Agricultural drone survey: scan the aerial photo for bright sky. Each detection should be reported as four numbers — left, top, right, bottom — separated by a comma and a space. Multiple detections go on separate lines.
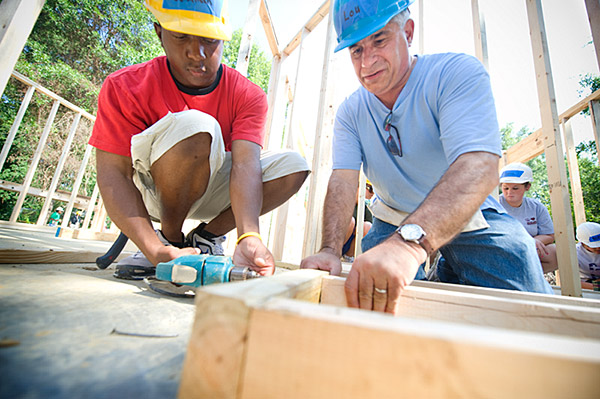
229, 0, 599, 146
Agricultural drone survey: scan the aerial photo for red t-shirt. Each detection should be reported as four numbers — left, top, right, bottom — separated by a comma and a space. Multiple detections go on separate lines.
89, 56, 267, 156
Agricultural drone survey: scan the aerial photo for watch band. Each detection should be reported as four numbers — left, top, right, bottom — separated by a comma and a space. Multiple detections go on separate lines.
398, 224, 435, 256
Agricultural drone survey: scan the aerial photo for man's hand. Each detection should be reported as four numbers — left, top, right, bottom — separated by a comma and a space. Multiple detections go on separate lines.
300, 248, 343, 276
345, 235, 427, 315
232, 236, 275, 276
534, 238, 549, 257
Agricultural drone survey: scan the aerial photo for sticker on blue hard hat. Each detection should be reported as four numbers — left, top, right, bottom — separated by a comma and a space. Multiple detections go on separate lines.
500, 170, 524, 179
162, 0, 222, 17
590, 233, 600, 243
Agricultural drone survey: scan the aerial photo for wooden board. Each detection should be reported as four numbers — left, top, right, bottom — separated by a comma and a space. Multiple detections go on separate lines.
320, 276, 600, 339
179, 270, 600, 399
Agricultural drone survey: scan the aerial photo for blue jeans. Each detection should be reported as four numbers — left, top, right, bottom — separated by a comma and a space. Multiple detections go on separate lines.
361, 209, 553, 294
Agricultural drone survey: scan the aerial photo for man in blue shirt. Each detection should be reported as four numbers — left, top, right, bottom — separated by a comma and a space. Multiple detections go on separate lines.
301, 0, 552, 315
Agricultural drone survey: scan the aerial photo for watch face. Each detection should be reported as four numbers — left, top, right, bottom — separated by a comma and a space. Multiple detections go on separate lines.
401, 224, 425, 241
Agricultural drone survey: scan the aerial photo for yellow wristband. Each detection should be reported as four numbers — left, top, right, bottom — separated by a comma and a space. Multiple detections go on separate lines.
236, 232, 262, 245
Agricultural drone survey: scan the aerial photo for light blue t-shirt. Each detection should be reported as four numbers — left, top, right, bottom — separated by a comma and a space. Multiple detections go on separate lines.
499, 195, 554, 237
333, 53, 502, 214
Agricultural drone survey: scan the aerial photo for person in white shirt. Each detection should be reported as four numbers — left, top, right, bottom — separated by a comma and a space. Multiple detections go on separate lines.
576, 222, 600, 290
498, 163, 557, 273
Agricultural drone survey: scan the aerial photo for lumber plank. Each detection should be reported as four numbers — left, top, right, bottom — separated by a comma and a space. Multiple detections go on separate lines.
320, 275, 600, 339
412, 279, 600, 308
240, 297, 600, 399
178, 270, 326, 399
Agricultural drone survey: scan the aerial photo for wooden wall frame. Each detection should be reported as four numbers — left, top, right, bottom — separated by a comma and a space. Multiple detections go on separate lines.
179, 270, 600, 399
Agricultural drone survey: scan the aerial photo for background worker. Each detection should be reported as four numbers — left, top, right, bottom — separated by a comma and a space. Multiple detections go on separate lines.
48, 206, 63, 227
301, 0, 552, 315
576, 222, 600, 290
89, 0, 309, 276
499, 163, 557, 273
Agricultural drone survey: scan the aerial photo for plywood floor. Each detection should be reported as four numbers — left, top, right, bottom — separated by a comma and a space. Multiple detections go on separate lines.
0, 224, 195, 398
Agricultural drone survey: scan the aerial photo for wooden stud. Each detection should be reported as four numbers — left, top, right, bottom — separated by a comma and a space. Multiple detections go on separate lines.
0, 0, 45, 96
561, 119, 586, 227
0, 85, 35, 172
525, 0, 580, 297
10, 100, 60, 223
301, 9, 336, 258
60, 144, 94, 229
259, 0, 279, 57
37, 112, 82, 226
590, 100, 600, 166
320, 275, 600, 339
282, 0, 330, 57
235, 0, 260, 77
471, 0, 489, 70
584, 0, 600, 72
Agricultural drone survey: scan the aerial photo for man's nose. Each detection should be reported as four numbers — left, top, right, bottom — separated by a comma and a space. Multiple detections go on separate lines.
188, 39, 206, 60
361, 46, 377, 69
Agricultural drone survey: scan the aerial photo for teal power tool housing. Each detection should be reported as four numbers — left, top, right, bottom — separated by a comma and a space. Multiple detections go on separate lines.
156, 254, 260, 287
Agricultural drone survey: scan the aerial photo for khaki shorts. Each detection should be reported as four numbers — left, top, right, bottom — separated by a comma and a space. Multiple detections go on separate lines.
130, 110, 310, 222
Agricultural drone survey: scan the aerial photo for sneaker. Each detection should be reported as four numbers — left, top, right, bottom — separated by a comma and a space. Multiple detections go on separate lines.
186, 223, 226, 255
114, 230, 171, 279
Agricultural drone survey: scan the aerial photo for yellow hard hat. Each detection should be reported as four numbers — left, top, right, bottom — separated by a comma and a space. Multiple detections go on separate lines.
145, 0, 232, 41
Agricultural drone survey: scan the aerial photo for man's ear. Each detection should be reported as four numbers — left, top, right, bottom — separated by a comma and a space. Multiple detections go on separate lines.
404, 18, 415, 46
154, 22, 163, 41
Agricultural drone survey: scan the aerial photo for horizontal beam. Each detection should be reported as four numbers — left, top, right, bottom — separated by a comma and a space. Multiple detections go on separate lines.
0, 179, 92, 209
259, 0, 279, 57
282, 0, 330, 56
504, 88, 600, 164
10, 71, 96, 121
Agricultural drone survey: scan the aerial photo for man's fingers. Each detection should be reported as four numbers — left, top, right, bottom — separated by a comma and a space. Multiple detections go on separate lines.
344, 269, 360, 308
372, 280, 388, 313
386, 283, 403, 315
358, 272, 374, 310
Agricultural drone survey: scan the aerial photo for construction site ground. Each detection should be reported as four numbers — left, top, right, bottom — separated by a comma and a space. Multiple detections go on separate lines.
0, 224, 195, 399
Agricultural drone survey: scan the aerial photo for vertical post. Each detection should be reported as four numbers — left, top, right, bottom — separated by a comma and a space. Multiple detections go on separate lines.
60, 144, 94, 229
81, 184, 99, 230
0, 85, 35, 172
271, 79, 293, 261
561, 119, 586, 227
263, 55, 282, 148
235, 0, 260, 77
589, 100, 600, 166
302, 9, 336, 258
354, 170, 367, 257
0, 0, 45, 96
471, 0, 489, 70
584, 0, 600, 72
525, 0, 580, 297
10, 99, 60, 223
37, 112, 81, 225
418, 0, 424, 54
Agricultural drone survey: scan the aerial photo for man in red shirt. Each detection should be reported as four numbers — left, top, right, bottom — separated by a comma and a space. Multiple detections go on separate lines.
90, 0, 309, 276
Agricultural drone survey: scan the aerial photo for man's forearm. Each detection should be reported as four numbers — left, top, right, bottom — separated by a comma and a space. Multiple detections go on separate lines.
96, 150, 158, 254
402, 151, 499, 252
320, 169, 360, 255
230, 160, 262, 234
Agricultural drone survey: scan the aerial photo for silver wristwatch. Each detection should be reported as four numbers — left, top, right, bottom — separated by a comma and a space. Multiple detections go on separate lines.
396, 224, 433, 256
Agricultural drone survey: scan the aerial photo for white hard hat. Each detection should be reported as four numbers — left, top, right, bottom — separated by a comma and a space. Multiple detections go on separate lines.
577, 222, 600, 248
57, 206, 64, 212
499, 163, 533, 184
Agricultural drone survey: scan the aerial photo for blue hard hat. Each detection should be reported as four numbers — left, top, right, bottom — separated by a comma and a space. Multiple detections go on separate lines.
333, 0, 415, 52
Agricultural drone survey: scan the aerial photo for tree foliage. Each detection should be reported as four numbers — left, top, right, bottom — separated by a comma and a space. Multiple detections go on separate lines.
0, 0, 271, 223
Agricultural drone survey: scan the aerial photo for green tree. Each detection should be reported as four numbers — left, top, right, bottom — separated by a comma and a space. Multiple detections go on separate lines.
222, 29, 272, 92
575, 141, 600, 223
